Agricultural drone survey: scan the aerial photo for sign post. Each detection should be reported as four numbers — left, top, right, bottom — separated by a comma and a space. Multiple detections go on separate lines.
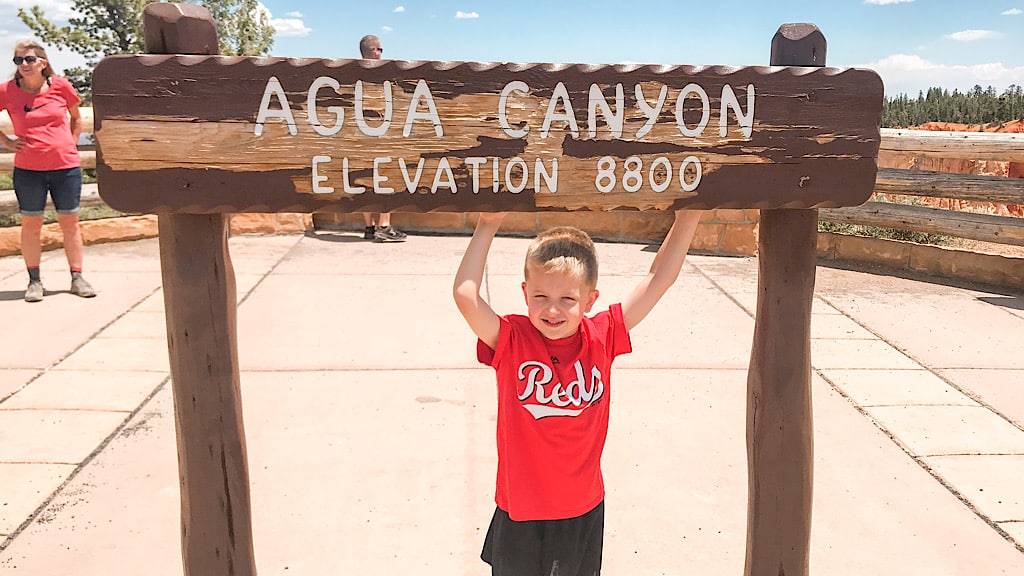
743, 24, 827, 576
139, 4, 256, 576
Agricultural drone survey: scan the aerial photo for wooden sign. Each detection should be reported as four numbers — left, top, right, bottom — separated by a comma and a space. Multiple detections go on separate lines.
92, 56, 883, 213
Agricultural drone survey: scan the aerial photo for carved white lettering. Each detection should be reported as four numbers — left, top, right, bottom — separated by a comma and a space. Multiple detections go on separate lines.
676, 83, 710, 138
541, 82, 579, 139
307, 76, 343, 136
312, 155, 334, 193
499, 81, 530, 139
720, 84, 755, 138
342, 157, 365, 194
254, 76, 296, 136
398, 158, 425, 192
354, 80, 392, 137
431, 157, 457, 193
588, 83, 624, 139
404, 80, 444, 137
635, 84, 667, 139
373, 157, 395, 194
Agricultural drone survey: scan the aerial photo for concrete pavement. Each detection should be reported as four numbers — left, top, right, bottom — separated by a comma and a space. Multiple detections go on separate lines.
0, 229, 1022, 575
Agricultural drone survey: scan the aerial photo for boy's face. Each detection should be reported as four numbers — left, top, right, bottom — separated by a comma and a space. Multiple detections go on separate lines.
522, 266, 599, 340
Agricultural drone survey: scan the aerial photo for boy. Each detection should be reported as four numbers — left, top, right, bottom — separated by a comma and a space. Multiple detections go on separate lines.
453, 210, 702, 576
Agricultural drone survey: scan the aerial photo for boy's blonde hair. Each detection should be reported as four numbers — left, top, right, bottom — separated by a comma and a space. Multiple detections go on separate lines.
524, 226, 598, 288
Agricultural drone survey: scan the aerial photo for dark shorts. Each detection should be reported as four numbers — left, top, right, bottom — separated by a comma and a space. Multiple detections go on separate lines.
13, 166, 83, 216
481, 502, 604, 576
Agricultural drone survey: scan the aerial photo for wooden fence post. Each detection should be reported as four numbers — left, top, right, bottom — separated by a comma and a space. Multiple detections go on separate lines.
744, 23, 824, 576
143, 4, 257, 575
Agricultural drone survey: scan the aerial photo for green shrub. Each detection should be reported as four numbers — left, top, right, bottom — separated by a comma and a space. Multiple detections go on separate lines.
0, 205, 127, 228
818, 220, 951, 246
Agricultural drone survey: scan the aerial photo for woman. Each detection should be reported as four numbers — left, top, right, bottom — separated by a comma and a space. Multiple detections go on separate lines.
0, 40, 94, 302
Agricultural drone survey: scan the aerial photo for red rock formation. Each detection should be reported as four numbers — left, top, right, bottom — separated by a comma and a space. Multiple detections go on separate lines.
879, 119, 1023, 216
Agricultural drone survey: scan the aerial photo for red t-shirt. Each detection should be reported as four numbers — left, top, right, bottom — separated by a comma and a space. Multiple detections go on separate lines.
477, 303, 632, 521
0, 76, 81, 170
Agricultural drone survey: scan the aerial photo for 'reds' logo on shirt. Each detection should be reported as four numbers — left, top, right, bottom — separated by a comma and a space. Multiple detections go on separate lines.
516, 360, 605, 419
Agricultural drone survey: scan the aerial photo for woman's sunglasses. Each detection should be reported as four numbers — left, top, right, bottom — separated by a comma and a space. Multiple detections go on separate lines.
13, 56, 41, 65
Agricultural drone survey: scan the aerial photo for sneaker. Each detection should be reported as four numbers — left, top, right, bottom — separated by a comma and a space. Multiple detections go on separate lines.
70, 276, 97, 298
374, 225, 407, 242
363, 225, 376, 240
24, 280, 44, 303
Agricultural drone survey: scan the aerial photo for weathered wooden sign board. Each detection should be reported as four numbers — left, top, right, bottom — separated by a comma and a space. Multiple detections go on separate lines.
92, 57, 883, 213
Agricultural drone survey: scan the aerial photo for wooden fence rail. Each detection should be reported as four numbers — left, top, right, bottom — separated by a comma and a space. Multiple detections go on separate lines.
820, 128, 1024, 249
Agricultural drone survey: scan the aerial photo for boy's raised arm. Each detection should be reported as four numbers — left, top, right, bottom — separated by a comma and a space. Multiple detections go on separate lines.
453, 213, 506, 350
621, 210, 703, 330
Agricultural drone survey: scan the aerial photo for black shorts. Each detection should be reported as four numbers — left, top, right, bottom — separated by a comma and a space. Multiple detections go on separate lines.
481, 502, 604, 576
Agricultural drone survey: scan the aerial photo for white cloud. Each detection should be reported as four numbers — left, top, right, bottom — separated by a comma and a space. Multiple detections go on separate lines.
394, 6, 405, 13
945, 29, 999, 42
0, 0, 77, 21
1002, 8, 1022, 16
455, 11, 480, 19
271, 18, 312, 38
0, 0, 84, 78
259, 1, 310, 38
862, 53, 1024, 96
864, 0, 914, 5
382, 26, 393, 33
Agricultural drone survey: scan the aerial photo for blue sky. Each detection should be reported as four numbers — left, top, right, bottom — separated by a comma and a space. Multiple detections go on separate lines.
1, 0, 1022, 98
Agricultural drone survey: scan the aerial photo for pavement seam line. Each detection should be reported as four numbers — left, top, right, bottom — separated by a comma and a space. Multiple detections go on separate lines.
234, 234, 305, 308
0, 375, 171, 554
0, 284, 163, 405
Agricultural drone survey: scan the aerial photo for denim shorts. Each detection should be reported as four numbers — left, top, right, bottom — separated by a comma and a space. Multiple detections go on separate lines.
13, 166, 83, 216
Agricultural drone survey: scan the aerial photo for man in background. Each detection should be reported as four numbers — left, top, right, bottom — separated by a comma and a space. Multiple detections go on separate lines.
358, 34, 407, 242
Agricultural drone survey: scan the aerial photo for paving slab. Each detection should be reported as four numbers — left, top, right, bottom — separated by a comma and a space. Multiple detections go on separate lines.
0, 463, 76, 535
237, 274, 478, 370
94, 310, 166, 340
865, 405, 1024, 456
818, 288, 1024, 370
55, 337, 171, 373
811, 338, 922, 370
937, 368, 1024, 428
132, 291, 165, 313
1004, 522, 1024, 545
920, 454, 1024, 523
0, 369, 37, 401
821, 368, 979, 407
810, 312, 878, 339
1, 370, 166, 412
0, 409, 128, 464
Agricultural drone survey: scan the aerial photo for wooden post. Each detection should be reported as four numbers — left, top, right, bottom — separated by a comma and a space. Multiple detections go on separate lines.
744, 24, 824, 576
144, 4, 257, 575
